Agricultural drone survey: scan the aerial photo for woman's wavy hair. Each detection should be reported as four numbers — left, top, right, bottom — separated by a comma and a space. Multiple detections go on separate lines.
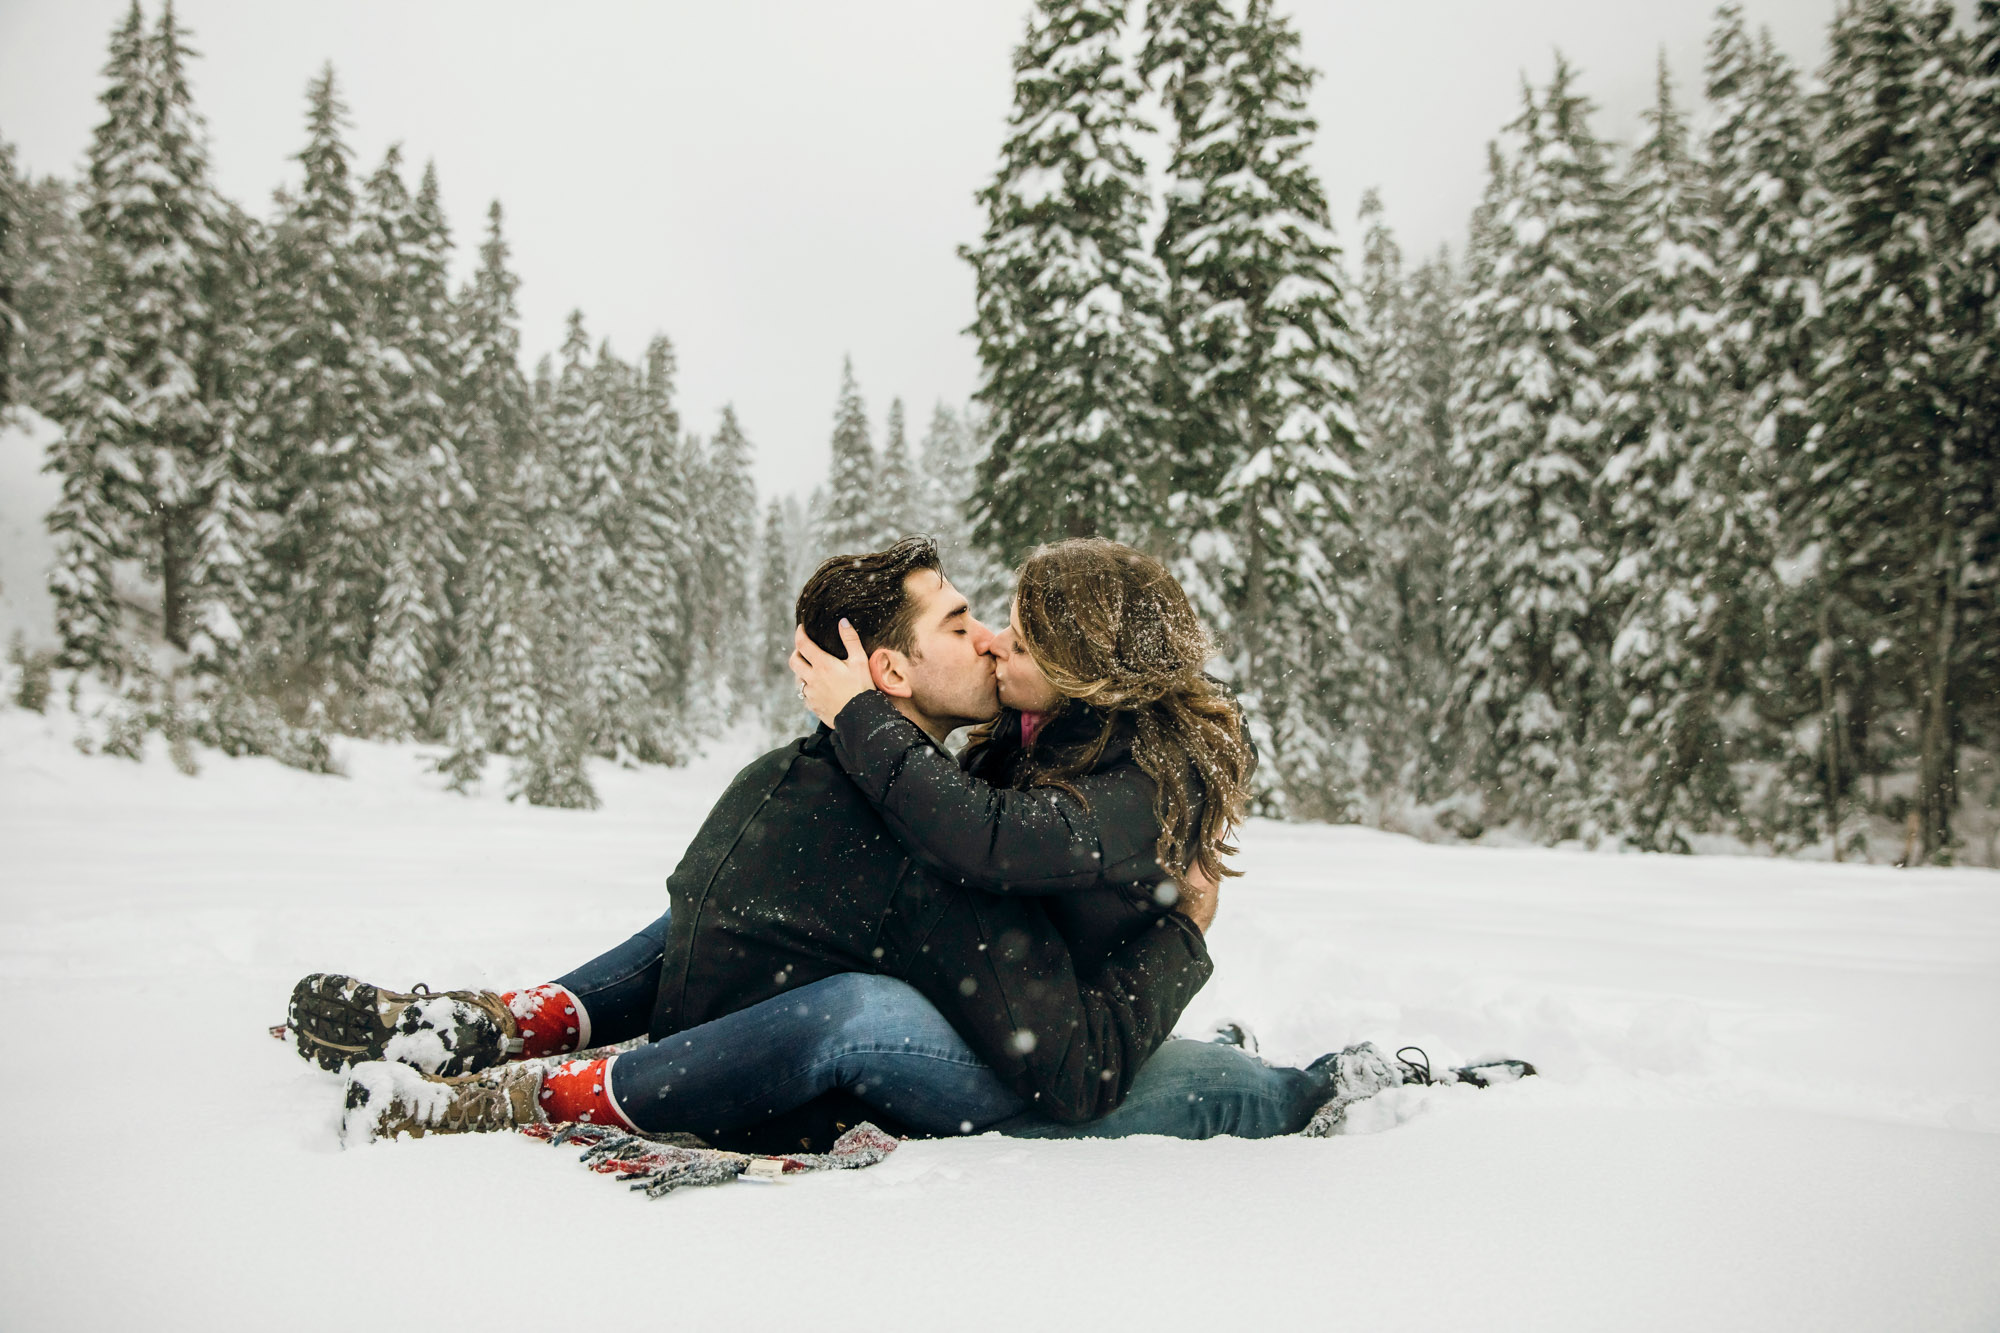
1010, 538, 1254, 883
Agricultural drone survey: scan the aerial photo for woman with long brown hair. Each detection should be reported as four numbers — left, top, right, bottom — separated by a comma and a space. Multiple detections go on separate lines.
984, 536, 1255, 889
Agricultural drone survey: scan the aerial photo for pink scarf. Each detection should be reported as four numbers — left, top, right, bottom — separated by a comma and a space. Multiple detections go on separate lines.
1019, 710, 1049, 749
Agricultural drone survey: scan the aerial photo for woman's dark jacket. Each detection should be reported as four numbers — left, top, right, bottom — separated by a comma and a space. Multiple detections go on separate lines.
651, 692, 1212, 1128
833, 691, 1192, 970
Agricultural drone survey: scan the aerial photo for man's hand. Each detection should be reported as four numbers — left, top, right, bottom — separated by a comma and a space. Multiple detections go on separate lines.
1173, 863, 1220, 934
791, 620, 877, 728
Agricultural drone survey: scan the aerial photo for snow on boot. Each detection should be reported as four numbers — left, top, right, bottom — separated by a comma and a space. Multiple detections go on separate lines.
340, 1060, 544, 1143
289, 974, 520, 1076
1444, 1058, 1537, 1088
1207, 1020, 1261, 1060
1299, 1042, 1424, 1137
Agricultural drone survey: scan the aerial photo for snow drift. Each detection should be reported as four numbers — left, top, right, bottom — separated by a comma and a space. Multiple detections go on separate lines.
1, 704, 1996, 1331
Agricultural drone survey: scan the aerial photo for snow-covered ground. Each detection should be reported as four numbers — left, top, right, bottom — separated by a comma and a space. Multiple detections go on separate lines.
3, 705, 1998, 1332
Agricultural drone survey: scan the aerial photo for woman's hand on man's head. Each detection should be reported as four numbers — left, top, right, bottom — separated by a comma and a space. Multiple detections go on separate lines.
791, 620, 878, 728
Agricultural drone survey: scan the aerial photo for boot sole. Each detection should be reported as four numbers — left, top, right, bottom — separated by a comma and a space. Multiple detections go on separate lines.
289, 974, 394, 1072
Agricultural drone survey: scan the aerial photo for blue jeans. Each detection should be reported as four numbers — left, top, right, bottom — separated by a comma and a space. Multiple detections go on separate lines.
555, 912, 1328, 1140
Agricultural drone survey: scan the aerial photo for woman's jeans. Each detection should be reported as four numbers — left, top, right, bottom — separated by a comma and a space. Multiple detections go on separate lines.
555, 911, 1328, 1141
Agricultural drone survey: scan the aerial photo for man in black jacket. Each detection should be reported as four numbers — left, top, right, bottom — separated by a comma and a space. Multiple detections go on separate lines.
655, 537, 1216, 1140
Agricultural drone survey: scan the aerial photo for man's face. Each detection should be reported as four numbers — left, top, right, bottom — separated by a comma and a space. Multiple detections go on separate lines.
889, 570, 999, 733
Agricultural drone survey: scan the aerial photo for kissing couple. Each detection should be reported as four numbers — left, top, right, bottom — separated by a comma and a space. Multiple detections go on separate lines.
294, 535, 1528, 1149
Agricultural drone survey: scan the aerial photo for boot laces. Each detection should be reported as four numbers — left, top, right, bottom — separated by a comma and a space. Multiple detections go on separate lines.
1395, 1046, 1433, 1086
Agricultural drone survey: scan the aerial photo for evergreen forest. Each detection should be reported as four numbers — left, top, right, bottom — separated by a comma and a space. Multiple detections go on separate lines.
2, 0, 1996, 863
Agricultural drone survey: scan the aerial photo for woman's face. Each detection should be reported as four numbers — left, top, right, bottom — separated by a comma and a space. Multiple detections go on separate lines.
991, 599, 1064, 715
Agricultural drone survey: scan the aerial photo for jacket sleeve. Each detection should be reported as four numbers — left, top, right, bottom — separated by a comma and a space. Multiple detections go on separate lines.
830, 691, 1163, 894
898, 888, 1215, 1123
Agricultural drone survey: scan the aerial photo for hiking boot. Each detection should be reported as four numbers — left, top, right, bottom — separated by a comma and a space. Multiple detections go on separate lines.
1443, 1057, 1537, 1087
341, 1060, 544, 1143
1301, 1043, 1537, 1137
289, 973, 519, 1076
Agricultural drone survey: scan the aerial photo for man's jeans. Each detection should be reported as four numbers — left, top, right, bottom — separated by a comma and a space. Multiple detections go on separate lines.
557, 911, 1329, 1141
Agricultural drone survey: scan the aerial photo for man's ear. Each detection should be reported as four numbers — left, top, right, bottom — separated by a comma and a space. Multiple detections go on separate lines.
870, 647, 915, 699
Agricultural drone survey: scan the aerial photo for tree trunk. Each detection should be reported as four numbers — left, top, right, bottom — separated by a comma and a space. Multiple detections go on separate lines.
1242, 487, 1266, 696
1917, 524, 1958, 862
1817, 580, 1843, 862
161, 506, 190, 652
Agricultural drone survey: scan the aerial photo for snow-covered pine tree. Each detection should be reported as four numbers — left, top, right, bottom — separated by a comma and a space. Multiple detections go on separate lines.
600, 336, 690, 762
757, 497, 803, 734
1809, 0, 1972, 861
965, 0, 1169, 564
541, 314, 619, 756
697, 404, 758, 716
0, 161, 85, 415
1142, 0, 1235, 526
817, 356, 879, 556
1446, 57, 1625, 840
1142, 0, 1365, 818
44, 2, 248, 677
918, 400, 1004, 606
1954, 3, 2000, 773
247, 64, 396, 714
491, 315, 604, 808
0, 137, 19, 408
624, 333, 702, 760
877, 397, 920, 541
918, 402, 975, 554
153, 8, 258, 679
435, 202, 543, 789
42, 2, 153, 675
1704, 7, 1828, 846
1350, 192, 1458, 805
1598, 57, 1733, 851
356, 150, 466, 736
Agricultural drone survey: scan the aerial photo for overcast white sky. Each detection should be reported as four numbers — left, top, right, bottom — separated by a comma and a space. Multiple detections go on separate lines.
1, 1, 1842, 503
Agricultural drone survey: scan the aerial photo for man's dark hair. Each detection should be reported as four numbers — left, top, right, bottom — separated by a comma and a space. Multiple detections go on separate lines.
796, 535, 944, 659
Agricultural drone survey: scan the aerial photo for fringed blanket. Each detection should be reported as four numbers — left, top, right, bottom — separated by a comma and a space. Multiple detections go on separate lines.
520, 1120, 900, 1198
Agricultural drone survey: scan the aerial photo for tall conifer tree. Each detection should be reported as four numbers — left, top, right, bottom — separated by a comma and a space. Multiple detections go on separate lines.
919, 401, 998, 599
697, 404, 758, 715
249, 64, 396, 707
1351, 194, 1457, 803
757, 497, 801, 733
623, 334, 700, 758
965, 0, 1168, 562
1, 162, 86, 415
818, 357, 879, 555
1955, 4, 2000, 768
356, 150, 464, 734
1447, 58, 1625, 838
1144, 0, 1365, 815
1705, 8, 1829, 843
877, 397, 919, 540
1810, 0, 1972, 858
45, 2, 247, 675
1599, 58, 1734, 849
436, 203, 541, 785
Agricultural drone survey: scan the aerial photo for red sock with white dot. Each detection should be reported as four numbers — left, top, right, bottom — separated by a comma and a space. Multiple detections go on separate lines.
537, 1056, 635, 1128
501, 984, 590, 1060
